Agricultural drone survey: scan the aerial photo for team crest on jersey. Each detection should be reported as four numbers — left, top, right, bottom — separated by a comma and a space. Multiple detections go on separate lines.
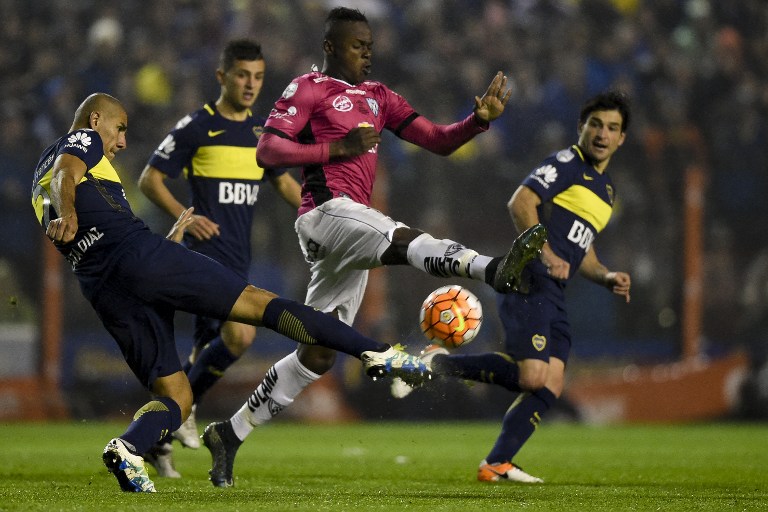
606, 184, 614, 204
531, 334, 547, 351
366, 98, 379, 117
282, 82, 298, 99
253, 126, 264, 138
556, 148, 575, 162
333, 95, 354, 112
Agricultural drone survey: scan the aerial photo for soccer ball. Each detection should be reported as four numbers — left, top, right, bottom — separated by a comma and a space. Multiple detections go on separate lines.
419, 285, 483, 348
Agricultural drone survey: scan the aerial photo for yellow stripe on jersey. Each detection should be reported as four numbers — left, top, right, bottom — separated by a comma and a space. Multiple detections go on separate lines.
552, 184, 612, 232
33, 156, 121, 224
187, 145, 264, 180
85, 156, 123, 184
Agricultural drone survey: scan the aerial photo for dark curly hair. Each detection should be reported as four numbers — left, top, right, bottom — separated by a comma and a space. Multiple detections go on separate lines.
579, 90, 632, 132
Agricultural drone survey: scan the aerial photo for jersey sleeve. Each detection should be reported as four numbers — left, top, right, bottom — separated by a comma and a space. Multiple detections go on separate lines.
380, 86, 417, 132
263, 76, 314, 140
60, 129, 103, 170
521, 151, 577, 202
146, 114, 199, 179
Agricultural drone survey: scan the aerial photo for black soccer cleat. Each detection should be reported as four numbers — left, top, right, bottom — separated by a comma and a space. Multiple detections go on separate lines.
491, 224, 547, 293
202, 420, 242, 488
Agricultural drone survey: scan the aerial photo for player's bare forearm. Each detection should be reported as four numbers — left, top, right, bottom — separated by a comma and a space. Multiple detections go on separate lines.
580, 249, 631, 303
47, 156, 86, 243
508, 185, 541, 233
271, 173, 302, 210
138, 166, 187, 219
509, 185, 569, 278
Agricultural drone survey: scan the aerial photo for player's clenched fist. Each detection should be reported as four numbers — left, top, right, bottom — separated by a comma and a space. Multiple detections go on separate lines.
46, 213, 78, 244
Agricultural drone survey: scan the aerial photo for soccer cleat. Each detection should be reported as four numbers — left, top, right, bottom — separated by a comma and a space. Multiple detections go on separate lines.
477, 459, 543, 483
143, 441, 181, 479
172, 404, 200, 449
390, 344, 448, 399
202, 420, 242, 488
102, 438, 157, 492
361, 344, 431, 387
492, 223, 548, 293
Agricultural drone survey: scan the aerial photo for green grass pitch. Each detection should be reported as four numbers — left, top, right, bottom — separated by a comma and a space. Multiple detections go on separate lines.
0, 421, 765, 511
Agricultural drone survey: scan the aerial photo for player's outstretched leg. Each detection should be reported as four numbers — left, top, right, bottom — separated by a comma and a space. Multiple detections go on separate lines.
490, 224, 547, 293
202, 420, 242, 488
255, 298, 432, 385
103, 438, 157, 493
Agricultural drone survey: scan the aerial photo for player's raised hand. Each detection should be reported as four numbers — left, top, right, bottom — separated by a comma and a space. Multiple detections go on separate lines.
46, 212, 78, 244
332, 125, 381, 159
605, 271, 631, 303
473, 71, 513, 124
166, 207, 195, 243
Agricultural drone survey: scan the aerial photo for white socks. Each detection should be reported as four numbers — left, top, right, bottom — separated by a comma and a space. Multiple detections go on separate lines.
230, 350, 321, 441
406, 233, 491, 281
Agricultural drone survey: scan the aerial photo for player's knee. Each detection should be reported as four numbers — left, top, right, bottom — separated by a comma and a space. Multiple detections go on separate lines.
297, 345, 336, 374
518, 363, 549, 391
381, 227, 423, 265
221, 324, 257, 356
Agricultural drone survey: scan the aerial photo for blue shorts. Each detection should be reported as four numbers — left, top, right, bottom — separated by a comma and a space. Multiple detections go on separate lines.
497, 269, 572, 364
87, 232, 247, 388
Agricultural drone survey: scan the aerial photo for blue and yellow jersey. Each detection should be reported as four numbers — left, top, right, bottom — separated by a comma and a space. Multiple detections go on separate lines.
31, 129, 148, 292
522, 145, 615, 280
147, 102, 285, 277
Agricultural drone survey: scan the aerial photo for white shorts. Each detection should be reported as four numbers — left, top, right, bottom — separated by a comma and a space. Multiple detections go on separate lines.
294, 198, 407, 325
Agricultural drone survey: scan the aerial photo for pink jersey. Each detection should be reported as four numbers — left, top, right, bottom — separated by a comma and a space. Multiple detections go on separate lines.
261, 71, 489, 216
263, 71, 415, 214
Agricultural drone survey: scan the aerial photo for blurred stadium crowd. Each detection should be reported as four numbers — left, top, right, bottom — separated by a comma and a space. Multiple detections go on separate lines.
1, 1, 767, 415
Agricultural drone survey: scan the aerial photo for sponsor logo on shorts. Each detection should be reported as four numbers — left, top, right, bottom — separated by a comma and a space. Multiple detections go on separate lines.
531, 334, 547, 351
305, 238, 326, 262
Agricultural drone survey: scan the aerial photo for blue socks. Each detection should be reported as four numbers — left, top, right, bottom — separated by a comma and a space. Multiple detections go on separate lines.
261, 298, 388, 356
485, 387, 557, 464
186, 336, 239, 402
120, 396, 182, 455
431, 352, 522, 391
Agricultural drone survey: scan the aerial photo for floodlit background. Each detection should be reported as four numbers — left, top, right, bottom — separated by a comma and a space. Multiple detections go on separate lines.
1, 0, 766, 423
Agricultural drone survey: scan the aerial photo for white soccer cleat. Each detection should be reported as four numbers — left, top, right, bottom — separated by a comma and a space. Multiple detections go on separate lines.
477, 459, 543, 483
390, 344, 448, 398
102, 438, 157, 492
361, 344, 431, 387
143, 441, 181, 478
172, 404, 200, 449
